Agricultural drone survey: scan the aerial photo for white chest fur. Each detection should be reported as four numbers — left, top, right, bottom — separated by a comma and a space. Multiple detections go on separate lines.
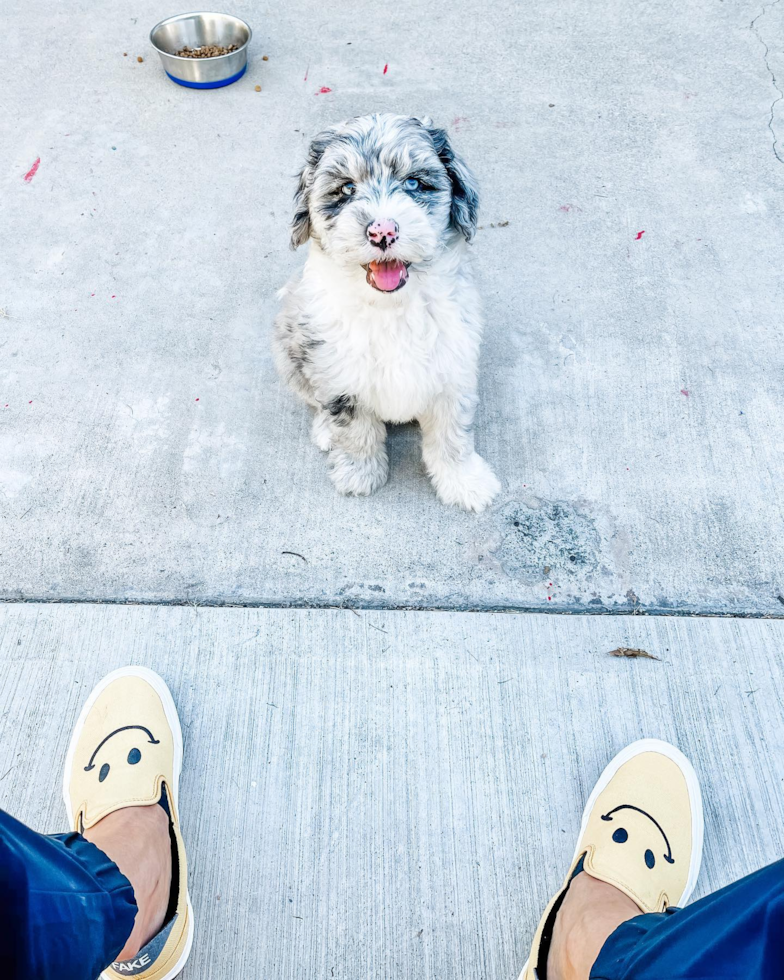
347, 297, 442, 422
304, 260, 481, 424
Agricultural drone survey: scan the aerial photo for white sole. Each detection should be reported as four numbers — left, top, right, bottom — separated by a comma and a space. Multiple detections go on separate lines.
62, 665, 194, 980
518, 738, 704, 980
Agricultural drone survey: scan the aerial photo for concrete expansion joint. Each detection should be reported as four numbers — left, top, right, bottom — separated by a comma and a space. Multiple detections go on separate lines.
1, 596, 784, 620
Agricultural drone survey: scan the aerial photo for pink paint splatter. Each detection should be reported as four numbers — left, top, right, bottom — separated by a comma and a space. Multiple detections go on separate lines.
635, 230, 645, 240
680, 389, 690, 397
28, 400, 32, 405
23, 157, 41, 183
558, 204, 582, 212
383, 63, 388, 74
547, 596, 552, 601
315, 86, 332, 94
195, 397, 200, 402
111, 295, 116, 298
303, 64, 309, 82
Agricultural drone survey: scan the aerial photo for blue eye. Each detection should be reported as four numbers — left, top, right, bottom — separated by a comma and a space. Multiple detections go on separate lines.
340, 182, 356, 197
404, 177, 420, 191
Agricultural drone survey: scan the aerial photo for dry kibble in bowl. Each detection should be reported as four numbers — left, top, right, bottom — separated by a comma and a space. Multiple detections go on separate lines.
175, 43, 239, 58
149, 12, 251, 88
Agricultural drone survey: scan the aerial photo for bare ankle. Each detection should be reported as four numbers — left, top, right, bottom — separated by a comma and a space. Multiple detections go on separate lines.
547, 872, 640, 980
84, 804, 172, 959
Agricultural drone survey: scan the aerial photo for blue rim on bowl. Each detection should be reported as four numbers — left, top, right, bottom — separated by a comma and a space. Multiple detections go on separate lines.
149, 12, 252, 89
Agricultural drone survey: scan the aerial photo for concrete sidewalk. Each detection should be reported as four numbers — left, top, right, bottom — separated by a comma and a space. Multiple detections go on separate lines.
1, 605, 783, 979
2, 0, 784, 614
2, 3, 784, 974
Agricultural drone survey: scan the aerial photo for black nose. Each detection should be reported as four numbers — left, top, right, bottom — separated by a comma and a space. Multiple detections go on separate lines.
366, 219, 399, 250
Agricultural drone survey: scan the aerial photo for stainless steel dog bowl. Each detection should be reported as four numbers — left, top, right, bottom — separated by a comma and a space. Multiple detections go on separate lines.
150, 12, 252, 89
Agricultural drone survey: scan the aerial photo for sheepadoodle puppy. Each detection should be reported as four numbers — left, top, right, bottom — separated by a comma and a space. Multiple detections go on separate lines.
273, 113, 500, 512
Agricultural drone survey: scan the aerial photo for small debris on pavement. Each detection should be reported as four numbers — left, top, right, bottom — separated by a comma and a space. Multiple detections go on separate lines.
23, 157, 40, 183
262, 54, 269, 61
137, 55, 143, 62
255, 84, 261, 91
608, 647, 660, 661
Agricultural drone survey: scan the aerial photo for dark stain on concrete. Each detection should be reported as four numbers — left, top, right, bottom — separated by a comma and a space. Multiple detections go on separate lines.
494, 498, 602, 582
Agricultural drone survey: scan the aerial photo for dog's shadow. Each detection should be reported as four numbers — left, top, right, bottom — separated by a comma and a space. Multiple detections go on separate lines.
385, 421, 423, 483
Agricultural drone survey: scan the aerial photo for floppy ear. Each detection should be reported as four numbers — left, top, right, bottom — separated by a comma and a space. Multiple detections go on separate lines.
290, 129, 338, 250
426, 125, 480, 242
290, 164, 312, 249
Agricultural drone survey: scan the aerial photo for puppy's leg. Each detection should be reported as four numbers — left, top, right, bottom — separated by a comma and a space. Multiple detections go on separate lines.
325, 397, 389, 496
311, 409, 334, 452
419, 391, 500, 512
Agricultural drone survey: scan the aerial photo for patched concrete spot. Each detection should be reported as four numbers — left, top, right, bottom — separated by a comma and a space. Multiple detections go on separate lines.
494, 498, 601, 582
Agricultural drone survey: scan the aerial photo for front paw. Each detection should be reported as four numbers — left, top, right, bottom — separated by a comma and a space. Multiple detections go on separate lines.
329, 447, 389, 496
431, 452, 501, 513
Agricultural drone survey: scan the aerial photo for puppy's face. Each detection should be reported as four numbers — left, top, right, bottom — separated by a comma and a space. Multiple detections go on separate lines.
291, 114, 479, 293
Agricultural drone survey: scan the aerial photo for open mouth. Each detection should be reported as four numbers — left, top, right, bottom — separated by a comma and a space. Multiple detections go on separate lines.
365, 259, 410, 292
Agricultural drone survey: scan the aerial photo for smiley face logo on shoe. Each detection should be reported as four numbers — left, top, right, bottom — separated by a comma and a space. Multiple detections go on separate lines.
601, 805, 675, 869
84, 725, 160, 782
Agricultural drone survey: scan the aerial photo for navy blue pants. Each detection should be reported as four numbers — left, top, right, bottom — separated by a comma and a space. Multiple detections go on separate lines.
591, 858, 784, 979
0, 808, 136, 980
1, 805, 782, 980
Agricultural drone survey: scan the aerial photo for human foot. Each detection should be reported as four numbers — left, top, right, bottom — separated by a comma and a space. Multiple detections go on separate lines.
520, 739, 703, 980
64, 666, 193, 980
546, 871, 640, 980
85, 803, 172, 960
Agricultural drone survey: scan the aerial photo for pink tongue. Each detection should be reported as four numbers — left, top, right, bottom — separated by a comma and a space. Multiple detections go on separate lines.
370, 260, 405, 291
